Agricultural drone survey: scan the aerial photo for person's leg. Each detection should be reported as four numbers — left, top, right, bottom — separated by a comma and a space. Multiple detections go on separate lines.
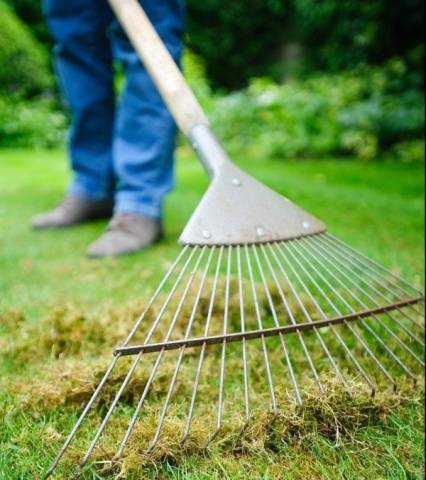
43, 0, 115, 200
111, 0, 185, 219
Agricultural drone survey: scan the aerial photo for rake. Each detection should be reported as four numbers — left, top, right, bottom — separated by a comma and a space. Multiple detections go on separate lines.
45, 0, 425, 476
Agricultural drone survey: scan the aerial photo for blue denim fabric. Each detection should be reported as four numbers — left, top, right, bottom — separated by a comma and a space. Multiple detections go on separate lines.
43, 0, 185, 218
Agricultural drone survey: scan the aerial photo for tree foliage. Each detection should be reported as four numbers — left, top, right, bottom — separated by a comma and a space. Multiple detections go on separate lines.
6, 0, 425, 91
187, 0, 424, 90
186, 0, 290, 90
0, 1, 51, 97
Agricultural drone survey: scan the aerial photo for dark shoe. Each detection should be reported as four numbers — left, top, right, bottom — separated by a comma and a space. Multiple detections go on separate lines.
87, 213, 163, 258
32, 196, 114, 230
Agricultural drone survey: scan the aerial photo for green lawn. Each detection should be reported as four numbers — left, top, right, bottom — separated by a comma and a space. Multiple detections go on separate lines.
0, 148, 424, 479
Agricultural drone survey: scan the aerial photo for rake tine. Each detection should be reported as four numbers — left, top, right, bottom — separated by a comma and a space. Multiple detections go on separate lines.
237, 245, 251, 430
263, 244, 347, 386
314, 236, 425, 349
149, 247, 216, 451
80, 247, 203, 467
124, 246, 191, 346
252, 246, 303, 406
245, 245, 278, 413
306, 238, 420, 379
44, 246, 191, 479
279, 242, 377, 394
181, 247, 225, 444
253, 245, 325, 393
320, 236, 425, 330
318, 236, 425, 320
294, 239, 397, 388
261, 244, 346, 385
112, 246, 207, 460
310, 237, 425, 360
206, 246, 233, 445
252, 247, 304, 407
324, 234, 425, 320
326, 234, 424, 298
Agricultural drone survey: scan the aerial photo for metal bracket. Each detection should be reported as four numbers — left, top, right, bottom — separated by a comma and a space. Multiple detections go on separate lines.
180, 125, 326, 246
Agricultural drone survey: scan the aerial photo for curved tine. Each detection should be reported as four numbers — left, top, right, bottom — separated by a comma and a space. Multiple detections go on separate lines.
111, 247, 208, 461
278, 242, 376, 394
293, 239, 396, 387
253, 245, 325, 394
148, 247, 216, 451
181, 247, 225, 444
309, 237, 425, 366
244, 245, 278, 413
254, 247, 303, 406
44, 358, 119, 479
319, 236, 425, 328
325, 234, 424, 298
80, 247, 203, 467
314, 236, 425, 346
44, 246, 191, 479
324, 235, 425, 319
237, 245, 251, 431
206, 246, 233, 445
263, 243, 347, 386
305, 239, 420, 379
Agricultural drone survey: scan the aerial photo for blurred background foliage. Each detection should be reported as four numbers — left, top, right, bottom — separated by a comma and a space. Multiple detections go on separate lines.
0, 0, 424, 160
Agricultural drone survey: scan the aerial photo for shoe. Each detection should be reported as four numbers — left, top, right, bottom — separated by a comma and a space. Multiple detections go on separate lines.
87, 213, 163, 258
32, 195, 114, 230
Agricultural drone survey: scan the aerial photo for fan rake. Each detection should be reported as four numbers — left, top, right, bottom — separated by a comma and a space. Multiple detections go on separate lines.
44, 0, 425, 477
45, 235, 424, 477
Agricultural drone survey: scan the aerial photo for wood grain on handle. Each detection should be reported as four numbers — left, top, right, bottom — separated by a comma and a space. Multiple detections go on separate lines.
108, 0, 209, 136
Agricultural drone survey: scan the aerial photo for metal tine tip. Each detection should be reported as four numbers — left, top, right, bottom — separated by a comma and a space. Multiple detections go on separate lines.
318, 236, 425, 330
308, 237, 425, 360
114, 245, 209, 458
205, 246, 233, 445
44, 245, 192, 479
237, 245, 251, 431
255, 244, 327, 401
302, 237, 421, 381
278, 241, 377, 394
79, 246, 206, 468
244, 245, 278, 415
292, 238, 397, 388
181, 246, 225, 444
263, 243, 348, 387
148, 246, 216, 452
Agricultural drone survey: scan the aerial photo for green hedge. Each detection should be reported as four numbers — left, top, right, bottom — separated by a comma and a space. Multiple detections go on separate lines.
0, 96, 68, 148
0, 1, 52, 97
197, 58, 425, 161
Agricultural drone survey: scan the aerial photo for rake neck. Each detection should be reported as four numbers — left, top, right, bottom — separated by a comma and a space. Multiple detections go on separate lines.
189, 124, 233, 179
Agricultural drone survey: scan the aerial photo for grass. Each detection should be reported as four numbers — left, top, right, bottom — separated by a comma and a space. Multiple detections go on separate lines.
0, 147, 424, 479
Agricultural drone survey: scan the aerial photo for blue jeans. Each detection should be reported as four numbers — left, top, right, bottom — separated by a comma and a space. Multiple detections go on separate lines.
43, 0, 185, 219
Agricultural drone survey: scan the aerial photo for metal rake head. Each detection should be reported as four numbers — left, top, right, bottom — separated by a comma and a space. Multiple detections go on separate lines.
45, 232, 425, 477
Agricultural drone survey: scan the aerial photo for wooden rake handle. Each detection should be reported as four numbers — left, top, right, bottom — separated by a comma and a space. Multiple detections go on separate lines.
108, 0, 209, 136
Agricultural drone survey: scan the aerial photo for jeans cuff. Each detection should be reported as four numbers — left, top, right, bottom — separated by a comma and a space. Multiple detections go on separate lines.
114, 201, 162, 219
68, 182, 112, 201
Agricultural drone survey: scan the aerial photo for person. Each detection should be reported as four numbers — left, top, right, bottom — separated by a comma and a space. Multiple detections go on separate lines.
33, 0, 185, 258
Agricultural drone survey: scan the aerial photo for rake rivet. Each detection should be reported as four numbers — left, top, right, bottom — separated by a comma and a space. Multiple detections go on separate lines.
202, 230, 212, 239
232, 178, 242, 187
256, 227, 266, 238
303, 221, 311, 229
